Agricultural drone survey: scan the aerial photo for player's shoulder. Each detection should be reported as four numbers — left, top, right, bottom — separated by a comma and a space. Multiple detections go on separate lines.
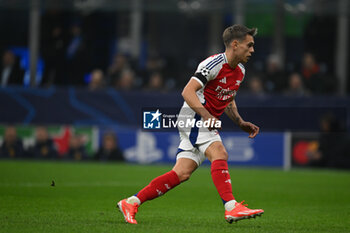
199, 53, 226, 70
237, 63, 246, 75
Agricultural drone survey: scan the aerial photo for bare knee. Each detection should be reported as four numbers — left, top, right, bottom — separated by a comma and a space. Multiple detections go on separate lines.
172, 158, 198, 182
205, 142, 228, 162
216, 151, 228, 161
175, 171, 192, 182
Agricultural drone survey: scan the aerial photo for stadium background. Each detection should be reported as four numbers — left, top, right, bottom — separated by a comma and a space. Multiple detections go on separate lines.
1, 0, 349, 168
0, 1, 350, 232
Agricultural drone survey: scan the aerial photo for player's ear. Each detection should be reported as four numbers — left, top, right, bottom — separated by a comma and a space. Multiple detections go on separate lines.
231, 40, 239, 49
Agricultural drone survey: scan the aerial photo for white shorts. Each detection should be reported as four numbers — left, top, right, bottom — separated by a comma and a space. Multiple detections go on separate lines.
177, 137, 221, 166
176, 103, 222, 166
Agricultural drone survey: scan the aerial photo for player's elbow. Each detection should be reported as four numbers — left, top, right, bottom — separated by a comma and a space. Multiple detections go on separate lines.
182, 89, 191, 104
182, 86, 195, 102
181, 88, 187, 99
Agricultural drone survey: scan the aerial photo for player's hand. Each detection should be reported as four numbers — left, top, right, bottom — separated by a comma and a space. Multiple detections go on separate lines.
239, 121, 259, 138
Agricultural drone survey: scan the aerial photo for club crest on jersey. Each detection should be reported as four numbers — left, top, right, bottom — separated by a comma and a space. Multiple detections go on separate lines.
215, 86, 236, 101
219, 77, 227, 84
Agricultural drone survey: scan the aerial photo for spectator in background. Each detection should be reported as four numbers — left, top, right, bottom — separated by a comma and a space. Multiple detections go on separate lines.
145, 54, 165, 75
284, 72, 310, 97
247, 75, 265, 97
94, 132, 124, 161
263, 54, 286, 93
145, 72, 164, 92
139, 54, 166, 88
66, 134, 88, 161
303, 12, 336, 74
0, 50, 24, 87
107, 53, 130, 86
28, 126, 57, 159
0, 126, 24, 158
301, 53, 320, 79
41, 25, 66, 86
66, 21, 90, 86
115, 69, 135, 91
301, 52, 324, 93
88, 69, 105, 91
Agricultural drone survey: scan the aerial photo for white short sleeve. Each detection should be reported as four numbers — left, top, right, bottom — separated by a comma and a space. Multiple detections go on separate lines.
192, 54, 225, 87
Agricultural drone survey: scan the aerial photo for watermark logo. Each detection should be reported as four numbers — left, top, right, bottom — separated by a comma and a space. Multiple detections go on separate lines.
143, 109, 162, 129
142, 108, 222, 131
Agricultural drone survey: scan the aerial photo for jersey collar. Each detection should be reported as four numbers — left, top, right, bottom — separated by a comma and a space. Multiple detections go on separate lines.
223, 52, 228, 64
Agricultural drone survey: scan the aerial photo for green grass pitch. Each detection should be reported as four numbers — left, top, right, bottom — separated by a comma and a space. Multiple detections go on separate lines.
0, 160, 349, 233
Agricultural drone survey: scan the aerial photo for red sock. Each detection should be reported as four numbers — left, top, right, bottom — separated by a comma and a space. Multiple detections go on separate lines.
211, 159, 235, 203
136, 170, 180, 204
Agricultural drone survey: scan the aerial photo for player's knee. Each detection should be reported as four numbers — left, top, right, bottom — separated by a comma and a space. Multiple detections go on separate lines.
212, 151, 228, 161
221, 151, 229, 161
177, 171, 192, 182
207, 144, 228, 162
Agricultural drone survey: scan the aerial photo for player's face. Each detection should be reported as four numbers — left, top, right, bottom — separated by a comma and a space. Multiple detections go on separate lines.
236, 35, 255, 63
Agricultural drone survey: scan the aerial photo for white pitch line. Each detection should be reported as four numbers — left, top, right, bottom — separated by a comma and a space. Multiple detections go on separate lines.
0, 181, 145, 187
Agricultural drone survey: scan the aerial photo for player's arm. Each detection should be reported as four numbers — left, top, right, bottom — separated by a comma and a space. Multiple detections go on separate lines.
182, 79, 219, 130
224, 98, 259, 138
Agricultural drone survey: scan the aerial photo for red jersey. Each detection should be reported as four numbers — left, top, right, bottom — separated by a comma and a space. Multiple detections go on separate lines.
191, 53, 245, 118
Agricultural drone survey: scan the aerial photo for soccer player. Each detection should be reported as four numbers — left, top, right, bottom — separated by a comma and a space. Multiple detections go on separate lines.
118, 24, 264, 224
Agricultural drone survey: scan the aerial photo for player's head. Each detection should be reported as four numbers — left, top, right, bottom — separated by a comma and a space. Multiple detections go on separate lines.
223, 25, 257, 63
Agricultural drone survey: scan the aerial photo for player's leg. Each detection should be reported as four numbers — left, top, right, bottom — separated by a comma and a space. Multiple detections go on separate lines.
117, 157, 198, 224
203, 141, 264, 223
172, 157, 199, 182
203, 141, 234, 205
135, 157, 197, 203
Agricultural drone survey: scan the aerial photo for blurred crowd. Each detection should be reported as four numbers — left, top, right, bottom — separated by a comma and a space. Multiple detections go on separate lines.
0, 126, 125, 162
0, 9, 341, 96
241, 52, 337, 97
0, 46, 338, 97
0, 47, 170, 93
